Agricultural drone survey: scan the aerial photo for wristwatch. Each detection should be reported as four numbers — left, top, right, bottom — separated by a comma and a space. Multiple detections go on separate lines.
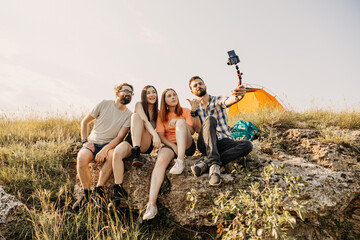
81, 139, 88, 144
190, 111, 198, 117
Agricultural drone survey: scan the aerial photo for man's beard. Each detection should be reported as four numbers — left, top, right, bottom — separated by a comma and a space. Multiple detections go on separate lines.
120, 96, 131, 105
195, 89, 207, 97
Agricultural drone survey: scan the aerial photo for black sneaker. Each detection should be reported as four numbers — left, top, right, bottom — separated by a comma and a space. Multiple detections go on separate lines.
131, 146, 144, 167
108, 184, 128, 210
72, 189, 91, 213
191, 161, 208, 177
92, 186, 106, 208
209, 165, 221, 186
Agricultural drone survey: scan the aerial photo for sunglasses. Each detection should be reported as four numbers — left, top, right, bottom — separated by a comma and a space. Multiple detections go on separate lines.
119, 89, 134, 96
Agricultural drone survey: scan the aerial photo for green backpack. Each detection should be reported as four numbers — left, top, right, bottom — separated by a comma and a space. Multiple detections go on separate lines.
230, 120, 258, 141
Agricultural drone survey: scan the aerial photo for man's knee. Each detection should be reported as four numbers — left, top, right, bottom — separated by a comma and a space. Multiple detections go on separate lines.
107, 149, 114, 159
77, 153, 92, 169
241, 140, 253, 154
201, 116, 217, 135
113, 149, 126, 162
203, 116, 217, 127
113, 142, 131, 159
102, 157, 113, 168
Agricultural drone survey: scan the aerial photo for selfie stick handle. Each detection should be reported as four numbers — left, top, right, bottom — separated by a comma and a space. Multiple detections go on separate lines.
235, 65, 242, 85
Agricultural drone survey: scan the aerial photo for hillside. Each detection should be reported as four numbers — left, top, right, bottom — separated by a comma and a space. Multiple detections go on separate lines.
0, 109, 359, 239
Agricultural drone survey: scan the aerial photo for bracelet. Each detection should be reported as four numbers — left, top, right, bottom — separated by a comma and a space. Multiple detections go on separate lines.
191, 111, 198, 117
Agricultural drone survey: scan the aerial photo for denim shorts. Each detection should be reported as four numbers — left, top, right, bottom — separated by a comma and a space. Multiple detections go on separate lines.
82, 143, 109, 160
161, 139, 196, 158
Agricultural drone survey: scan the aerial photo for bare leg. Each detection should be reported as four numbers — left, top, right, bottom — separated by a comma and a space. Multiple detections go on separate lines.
175, 119, 193, 161
76, 148, 94, 189
97, 149, 115, 186
139, 129, 153, 153
73, 147, 95, 212
131, 113, 144, 147
148, 148, 175, 205
131, 113, 153, 152
112, 142, 132, 184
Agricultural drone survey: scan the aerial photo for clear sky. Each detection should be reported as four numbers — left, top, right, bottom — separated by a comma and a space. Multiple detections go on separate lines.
1, 0, 359, 116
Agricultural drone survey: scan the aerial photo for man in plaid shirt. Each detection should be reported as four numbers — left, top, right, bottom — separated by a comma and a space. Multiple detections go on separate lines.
187, 76, 253, 186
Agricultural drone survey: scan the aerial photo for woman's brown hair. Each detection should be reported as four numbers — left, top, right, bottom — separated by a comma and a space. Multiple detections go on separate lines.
159, 88, 183, 122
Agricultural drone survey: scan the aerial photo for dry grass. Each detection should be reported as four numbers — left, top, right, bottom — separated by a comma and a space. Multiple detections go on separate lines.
0, 113, 173, 239
1, 108, 359, 239
229, 109, 360, 130
229, 109, 360, 149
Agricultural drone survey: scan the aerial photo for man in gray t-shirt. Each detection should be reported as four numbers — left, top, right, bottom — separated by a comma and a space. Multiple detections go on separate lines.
72, 83, 133, 212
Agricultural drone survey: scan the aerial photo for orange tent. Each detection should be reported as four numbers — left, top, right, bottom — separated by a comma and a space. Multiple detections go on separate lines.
228, 88, 284, 116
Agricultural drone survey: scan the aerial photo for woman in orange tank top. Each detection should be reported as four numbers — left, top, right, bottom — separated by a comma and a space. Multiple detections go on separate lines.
143, 88, 196, 220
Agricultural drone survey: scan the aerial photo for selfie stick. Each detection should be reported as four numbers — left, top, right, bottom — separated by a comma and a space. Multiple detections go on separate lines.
235, 65, 242, 85
227, 50, 243, 85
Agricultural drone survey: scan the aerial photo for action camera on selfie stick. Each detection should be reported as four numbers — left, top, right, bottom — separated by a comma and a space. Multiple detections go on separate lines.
227, 50, 242, 85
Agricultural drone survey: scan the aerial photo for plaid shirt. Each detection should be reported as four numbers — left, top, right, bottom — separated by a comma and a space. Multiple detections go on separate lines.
196, 95, 233, 140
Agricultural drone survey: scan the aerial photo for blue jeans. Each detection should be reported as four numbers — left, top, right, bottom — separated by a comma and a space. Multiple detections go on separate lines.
197, 116, 253, 167
82, 143, 109, 160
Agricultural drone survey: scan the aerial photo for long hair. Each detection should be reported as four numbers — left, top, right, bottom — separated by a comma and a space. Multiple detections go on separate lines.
141, 85, 158, 121
159, 88, 183, 122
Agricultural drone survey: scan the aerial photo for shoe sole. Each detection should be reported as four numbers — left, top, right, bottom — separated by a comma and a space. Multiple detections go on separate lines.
209, 173, 221, 186
169, 167, 184, 175
132, 160, 144, 167
169, 171, 183, 175
143, 211, 158, 220
209, 181, 222, 186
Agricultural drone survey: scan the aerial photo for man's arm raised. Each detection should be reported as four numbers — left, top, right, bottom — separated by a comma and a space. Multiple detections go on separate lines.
224, 85, 246, 107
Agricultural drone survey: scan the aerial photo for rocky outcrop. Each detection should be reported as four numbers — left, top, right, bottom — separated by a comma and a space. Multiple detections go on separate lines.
73, 129, 360, 239
0, 187, 23, 225
0, 186, 24, 239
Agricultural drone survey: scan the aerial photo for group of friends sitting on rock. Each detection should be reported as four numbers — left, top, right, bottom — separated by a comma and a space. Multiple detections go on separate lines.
72, 76, 253, 220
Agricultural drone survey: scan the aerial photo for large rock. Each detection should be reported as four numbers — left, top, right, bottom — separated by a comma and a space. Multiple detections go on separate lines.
74, 129, 360, 238
0, 187, 23, 225
0, 186, 24, 239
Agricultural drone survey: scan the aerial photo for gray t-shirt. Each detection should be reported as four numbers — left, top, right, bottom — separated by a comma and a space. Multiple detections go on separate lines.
88, 100, 132, 145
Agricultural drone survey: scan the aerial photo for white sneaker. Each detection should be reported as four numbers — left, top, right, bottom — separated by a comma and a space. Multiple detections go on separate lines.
143, 203, 158, 220
169, 159, 185, 175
